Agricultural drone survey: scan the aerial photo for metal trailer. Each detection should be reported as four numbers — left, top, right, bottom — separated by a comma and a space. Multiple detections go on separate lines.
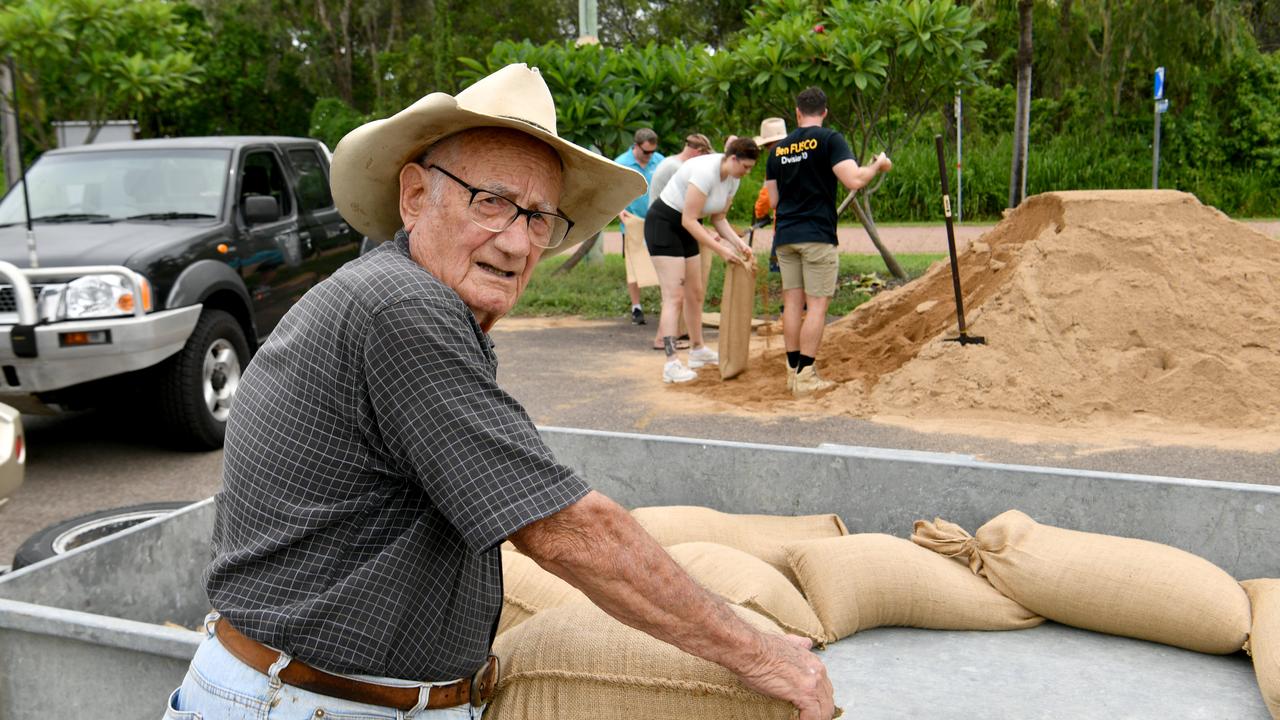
1, 427, 1277, 718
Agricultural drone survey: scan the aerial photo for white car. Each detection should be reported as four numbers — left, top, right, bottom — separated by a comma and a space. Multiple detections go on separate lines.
0, 402, 25, 507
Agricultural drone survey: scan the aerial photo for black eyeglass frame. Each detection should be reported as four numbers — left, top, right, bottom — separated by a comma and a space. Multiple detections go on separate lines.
425, 164, 574, 249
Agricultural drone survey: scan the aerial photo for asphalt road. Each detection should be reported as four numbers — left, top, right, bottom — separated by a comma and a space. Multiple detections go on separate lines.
2, 314, 1276, 567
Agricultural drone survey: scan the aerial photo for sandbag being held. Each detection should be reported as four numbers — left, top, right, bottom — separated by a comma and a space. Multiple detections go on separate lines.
912, 510, 1252, 654
488, 601, 803, 720
785, 533, 1042, 642
631, 505, 848, 586
668, 541, 825, 643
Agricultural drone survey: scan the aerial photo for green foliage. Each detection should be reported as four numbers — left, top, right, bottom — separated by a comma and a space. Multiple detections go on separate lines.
139, 1, 314, 138
309, 98, 373, 153
0, 0, 202, 152
709, 0, 988, 161
459, 40, 718, 158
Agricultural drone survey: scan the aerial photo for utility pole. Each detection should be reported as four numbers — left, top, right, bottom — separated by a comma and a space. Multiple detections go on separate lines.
955, 92, 963, 224
0, 61, 21, 191
577, 0, 598, 44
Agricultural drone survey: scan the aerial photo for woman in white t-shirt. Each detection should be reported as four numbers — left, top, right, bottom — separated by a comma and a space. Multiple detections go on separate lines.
643, 137, 758, 384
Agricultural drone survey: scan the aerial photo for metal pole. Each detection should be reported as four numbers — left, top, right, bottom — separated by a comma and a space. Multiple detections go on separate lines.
8, 57, 36, 268
1152, 102, 1162, 189
954, 92, 962, 224
578, 0, 597, 40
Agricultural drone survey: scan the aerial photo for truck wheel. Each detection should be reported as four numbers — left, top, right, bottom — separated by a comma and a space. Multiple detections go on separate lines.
12, 501, 193, 570
160, 309, 249, 449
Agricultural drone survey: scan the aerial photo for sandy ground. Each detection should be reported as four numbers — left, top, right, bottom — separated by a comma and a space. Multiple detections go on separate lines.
490, 317, 1279, 486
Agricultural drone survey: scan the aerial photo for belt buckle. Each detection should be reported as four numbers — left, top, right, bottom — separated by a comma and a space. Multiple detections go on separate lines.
470, 655, 498, 707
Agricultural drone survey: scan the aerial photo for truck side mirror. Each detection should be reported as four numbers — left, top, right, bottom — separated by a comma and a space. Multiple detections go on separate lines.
243, 195, 281, 225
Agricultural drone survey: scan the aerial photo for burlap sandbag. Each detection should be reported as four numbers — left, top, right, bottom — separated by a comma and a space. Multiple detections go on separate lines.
499, 550, 586, 635
622, 215, 659, 287
784, 533, 1042, 643
631, 505, 849, 586
1243, 579, 1280, 719
488, 601, 799, 720
912, 510, 1252, 654
718, 261, 755, 380
667, 541, 825, 643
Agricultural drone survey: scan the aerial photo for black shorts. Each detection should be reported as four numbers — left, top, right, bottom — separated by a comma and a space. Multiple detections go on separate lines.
644, 199, 700, 259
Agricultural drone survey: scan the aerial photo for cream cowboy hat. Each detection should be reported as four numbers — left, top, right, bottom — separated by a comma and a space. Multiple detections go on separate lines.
753, 117, 788, 146
331, 63, 646, 257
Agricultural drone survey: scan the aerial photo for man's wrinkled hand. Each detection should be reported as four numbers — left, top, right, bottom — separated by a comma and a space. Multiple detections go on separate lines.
737, 632, 835, 720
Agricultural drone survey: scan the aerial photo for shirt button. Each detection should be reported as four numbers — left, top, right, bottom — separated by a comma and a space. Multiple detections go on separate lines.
313, 711, 325, 718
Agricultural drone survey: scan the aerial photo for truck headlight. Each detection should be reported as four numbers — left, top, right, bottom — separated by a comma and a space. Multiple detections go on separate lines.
62, 274, 153, 319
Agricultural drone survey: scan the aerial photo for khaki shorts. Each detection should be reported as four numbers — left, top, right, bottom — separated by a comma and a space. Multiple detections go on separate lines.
776, 242, 839, 297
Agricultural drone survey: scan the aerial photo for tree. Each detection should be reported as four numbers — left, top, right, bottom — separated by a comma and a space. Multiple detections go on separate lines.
460, 39, 716, 158
1008, 0, 1032, 208
141, 1, 315, 139
708, 0, 987, 280
0, 0, 202, 150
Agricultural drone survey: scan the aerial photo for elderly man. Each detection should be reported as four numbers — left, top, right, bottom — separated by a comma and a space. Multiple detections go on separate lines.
166, 64, 834, 720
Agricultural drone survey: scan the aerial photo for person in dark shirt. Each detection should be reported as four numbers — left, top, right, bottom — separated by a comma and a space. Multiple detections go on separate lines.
765, 87, 892, 396
168, 64, 835, 720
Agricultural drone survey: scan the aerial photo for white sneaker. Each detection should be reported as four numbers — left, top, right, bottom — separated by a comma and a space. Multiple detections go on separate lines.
663, 359, 697, 383
688, 346, 719, 369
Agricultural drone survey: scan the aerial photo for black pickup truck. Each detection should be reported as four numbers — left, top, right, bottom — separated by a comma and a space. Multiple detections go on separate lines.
0, 136, 361, 448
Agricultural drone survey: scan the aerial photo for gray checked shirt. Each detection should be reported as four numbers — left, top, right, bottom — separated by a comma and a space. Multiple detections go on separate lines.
206, 231, 589, 681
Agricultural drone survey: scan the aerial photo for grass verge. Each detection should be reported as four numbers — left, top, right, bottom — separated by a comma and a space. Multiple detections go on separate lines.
512, 252, 945, 319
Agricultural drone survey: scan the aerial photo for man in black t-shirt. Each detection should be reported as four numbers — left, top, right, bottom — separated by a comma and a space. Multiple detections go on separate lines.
765, 87, 892, 396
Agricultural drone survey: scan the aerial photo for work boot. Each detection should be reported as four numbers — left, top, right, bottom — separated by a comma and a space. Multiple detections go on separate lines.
793, 366, 835, 396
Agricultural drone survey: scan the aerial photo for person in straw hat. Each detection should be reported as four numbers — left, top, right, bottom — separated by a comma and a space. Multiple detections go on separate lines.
752, 117, 789, 270
171, 64, 834, 720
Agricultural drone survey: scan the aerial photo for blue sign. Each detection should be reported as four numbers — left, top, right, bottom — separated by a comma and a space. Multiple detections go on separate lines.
1154, 66, 1165, 100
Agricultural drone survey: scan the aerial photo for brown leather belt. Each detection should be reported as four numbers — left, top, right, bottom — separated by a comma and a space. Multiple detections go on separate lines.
213, 617, 498, 710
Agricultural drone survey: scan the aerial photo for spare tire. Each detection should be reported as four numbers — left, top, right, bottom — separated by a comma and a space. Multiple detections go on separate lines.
12, 501, 194, 570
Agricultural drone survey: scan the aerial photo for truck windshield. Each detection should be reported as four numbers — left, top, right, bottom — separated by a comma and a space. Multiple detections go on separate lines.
0, 148, 231, 225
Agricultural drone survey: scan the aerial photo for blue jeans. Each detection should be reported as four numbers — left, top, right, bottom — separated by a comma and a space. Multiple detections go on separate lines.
164, 613, 482, 720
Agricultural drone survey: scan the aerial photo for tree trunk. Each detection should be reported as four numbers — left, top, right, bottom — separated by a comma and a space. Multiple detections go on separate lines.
552, 231, 601, 275
838, 191, 906, 281
83, 120, 104, 145
1009, 0, 1033, 209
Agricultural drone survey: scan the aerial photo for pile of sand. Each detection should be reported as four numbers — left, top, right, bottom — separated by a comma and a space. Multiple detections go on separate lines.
683, 190, 1280, 434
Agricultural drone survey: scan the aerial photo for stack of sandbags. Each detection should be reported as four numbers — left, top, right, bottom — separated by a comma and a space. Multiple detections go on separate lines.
784, 533, 1042, 642
488, 601, 801, 720
631, 505, 848, 585
1243, 579, 1280, 719
499, 550, 586, 634
912, 510, 1252, 654
668, 541, 825, 643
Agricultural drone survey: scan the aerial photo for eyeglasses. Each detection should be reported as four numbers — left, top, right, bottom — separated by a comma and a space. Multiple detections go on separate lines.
636, 145, 656, 157
426, 165, 574, 249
